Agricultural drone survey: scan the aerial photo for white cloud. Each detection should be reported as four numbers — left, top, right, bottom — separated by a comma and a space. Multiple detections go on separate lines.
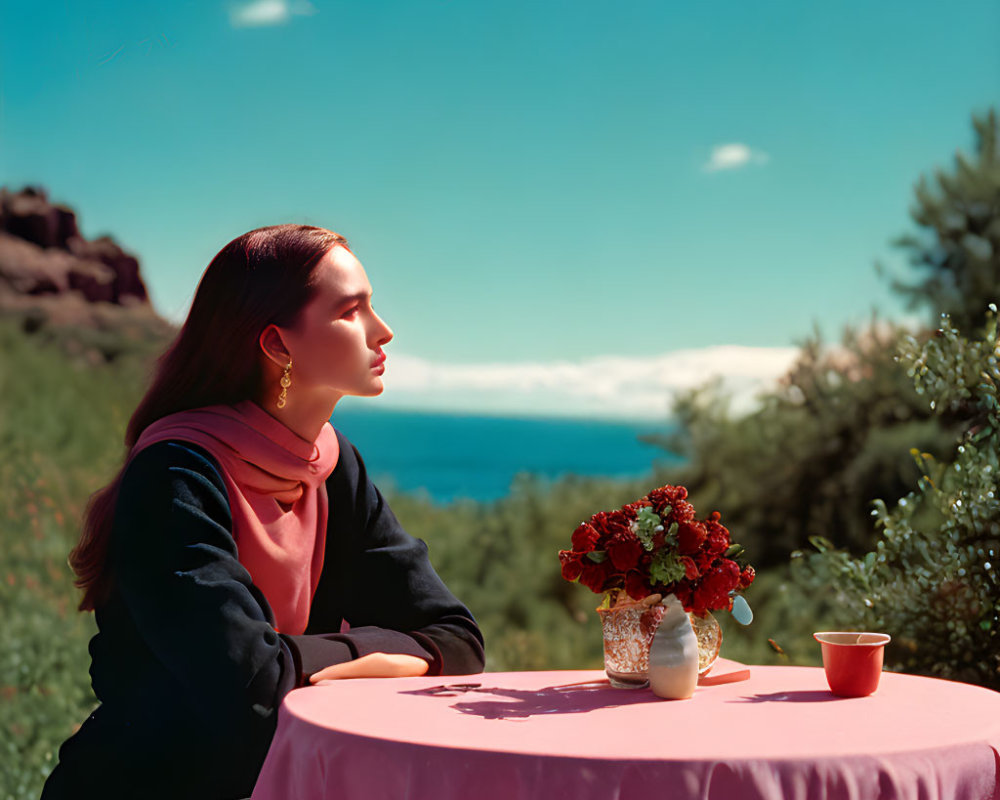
703, 143, 770, 173
376, 345, 800, 420
228, 0, 317, 28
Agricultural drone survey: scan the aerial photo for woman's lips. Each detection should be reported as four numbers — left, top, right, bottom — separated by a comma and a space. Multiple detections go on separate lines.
371, 352, 386, 374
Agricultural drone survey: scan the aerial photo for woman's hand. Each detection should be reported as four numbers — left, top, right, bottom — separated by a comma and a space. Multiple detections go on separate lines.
308, 652, 430, 683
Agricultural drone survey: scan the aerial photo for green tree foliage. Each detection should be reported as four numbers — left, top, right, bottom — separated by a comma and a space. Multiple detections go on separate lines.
651, 322, 956, 566
794, 311, 1000, 689
890, 109, 1000, 333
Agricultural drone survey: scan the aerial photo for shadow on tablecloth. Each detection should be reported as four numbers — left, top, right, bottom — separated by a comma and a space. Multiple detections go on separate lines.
401, 679, 662, 720
730, 690, 842, 703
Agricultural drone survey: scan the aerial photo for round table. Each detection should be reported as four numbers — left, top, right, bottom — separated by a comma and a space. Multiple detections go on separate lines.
250, 661, 1000, 800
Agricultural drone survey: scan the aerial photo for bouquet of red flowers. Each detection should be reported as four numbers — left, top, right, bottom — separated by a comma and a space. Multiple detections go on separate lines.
558, 484, 754, 615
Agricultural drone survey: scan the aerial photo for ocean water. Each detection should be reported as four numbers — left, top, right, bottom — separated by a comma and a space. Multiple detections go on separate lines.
330, 406, 680, 504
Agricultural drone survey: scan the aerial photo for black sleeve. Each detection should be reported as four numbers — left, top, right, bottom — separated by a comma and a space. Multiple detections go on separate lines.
109, 442, 318, 735
285, 431, 485, 678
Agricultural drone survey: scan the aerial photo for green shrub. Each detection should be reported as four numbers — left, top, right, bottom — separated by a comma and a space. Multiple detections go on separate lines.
794, 311, 1000, 688
648, 322, 957, 567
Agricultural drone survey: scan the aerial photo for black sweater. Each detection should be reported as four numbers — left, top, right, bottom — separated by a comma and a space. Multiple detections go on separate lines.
41, 431, 484, 800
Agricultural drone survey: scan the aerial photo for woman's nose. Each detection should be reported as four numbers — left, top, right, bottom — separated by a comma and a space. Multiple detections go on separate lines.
372, 312, 393, 346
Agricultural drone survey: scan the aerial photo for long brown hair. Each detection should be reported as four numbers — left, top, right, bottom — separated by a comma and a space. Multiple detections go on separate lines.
70, 224, 347, 611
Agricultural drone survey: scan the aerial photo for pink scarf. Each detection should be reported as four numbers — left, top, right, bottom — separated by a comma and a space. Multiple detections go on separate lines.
131, 400, 340, 634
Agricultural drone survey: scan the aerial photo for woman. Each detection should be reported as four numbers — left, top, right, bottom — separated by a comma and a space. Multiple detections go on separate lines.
41, 225, 485, 799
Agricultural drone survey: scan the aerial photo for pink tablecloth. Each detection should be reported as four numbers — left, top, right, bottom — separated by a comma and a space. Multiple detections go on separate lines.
251, 661, 1000, 800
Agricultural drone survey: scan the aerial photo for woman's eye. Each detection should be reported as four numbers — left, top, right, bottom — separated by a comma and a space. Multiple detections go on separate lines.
341, 306, 359, 319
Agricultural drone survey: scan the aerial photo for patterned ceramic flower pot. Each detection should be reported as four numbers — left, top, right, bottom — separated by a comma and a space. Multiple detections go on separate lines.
598, 600, 723, 689
597, 603, 665, 688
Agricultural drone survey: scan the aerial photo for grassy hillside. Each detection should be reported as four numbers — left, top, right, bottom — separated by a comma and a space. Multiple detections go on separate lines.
0, 319, 156, 798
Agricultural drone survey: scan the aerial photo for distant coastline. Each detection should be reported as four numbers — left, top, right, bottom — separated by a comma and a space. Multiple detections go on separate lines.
330, 404, 681, 504
335, 397, 674, 425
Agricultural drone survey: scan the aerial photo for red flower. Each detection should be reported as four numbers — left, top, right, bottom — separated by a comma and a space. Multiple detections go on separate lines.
647, 485, 687, 515
606, 524, 643, 571
590, 510, 631, 540
704, 518, 730, 555
679, 556, 700, 581
717, 559, 741, 589
621, 500, 651, 521
673, 583, 694, 610
624, 570, 651, 600
694, 549, 716, 574
689, 589, 712, 617
607, 538, 643, 571
693, 561, 741, 613
571, 522, 601, 552
739, 565, 756, 589
670, 501, 697, 524
579, 561, 611, 593
645, 487, 669, 512
558, 550, 584, 581
676, 521, 707, 554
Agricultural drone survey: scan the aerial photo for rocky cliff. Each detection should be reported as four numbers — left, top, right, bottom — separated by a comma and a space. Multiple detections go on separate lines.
0, 186, 173, 356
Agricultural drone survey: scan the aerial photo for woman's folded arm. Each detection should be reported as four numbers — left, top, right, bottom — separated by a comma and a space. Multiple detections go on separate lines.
303, 433, 485, 677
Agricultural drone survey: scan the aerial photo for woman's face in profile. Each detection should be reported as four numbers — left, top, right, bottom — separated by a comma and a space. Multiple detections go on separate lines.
279, 245, 393, 403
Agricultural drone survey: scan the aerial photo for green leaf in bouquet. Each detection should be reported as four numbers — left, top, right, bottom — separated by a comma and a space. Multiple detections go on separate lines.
634, 506, 661, 550
725, 544, 744, 559
586, 550, 607, 563
649, 549, 686, 585
731, 594, 753, 625
665, 521, 679, 546
808, 535, 834, 553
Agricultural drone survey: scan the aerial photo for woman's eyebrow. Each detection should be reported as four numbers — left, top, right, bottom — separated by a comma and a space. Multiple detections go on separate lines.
333, 291, 371, 309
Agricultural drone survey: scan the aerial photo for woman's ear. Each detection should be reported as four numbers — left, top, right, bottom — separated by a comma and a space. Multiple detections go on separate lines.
258, 325, 292, 368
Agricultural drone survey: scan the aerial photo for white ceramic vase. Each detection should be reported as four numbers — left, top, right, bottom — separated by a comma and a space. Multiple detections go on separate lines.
648, 593, 699, 700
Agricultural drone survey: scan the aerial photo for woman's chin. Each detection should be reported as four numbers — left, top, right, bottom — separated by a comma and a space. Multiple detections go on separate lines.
342, 377, 386, 399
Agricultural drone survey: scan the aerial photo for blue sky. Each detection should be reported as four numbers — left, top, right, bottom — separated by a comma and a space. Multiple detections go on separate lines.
2, 0, 998, 416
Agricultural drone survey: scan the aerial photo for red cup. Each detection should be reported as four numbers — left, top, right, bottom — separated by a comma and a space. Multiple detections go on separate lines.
813, 632, 891, 697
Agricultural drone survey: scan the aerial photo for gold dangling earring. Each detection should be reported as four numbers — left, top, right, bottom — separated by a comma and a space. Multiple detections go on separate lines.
277, 360, 292, 409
